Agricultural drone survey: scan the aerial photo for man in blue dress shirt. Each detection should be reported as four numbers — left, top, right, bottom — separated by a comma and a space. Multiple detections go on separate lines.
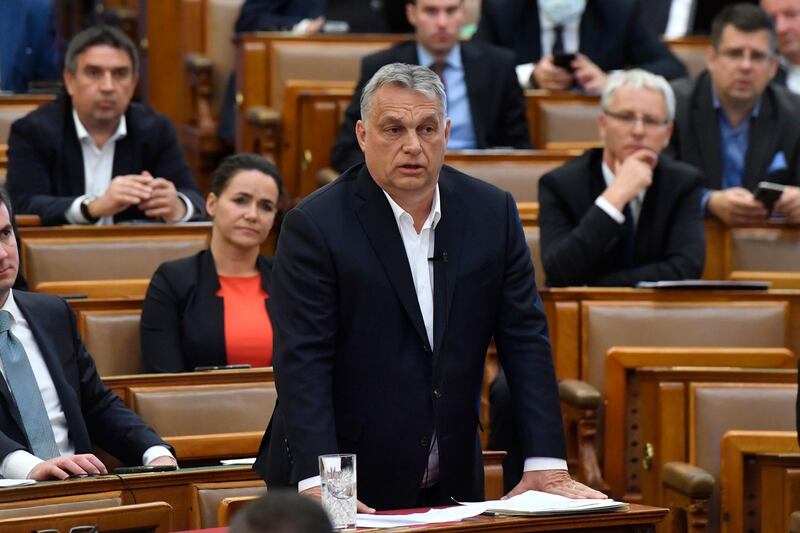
330, 0, 530, 173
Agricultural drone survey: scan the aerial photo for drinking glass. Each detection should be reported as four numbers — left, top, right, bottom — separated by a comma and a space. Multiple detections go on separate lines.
319, 453, 357, 529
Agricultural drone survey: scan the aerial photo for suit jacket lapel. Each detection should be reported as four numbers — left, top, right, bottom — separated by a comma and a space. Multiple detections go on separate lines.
461, 43, 488, 147
744, 92, 779, 190
353, 167, 431, 351
60, 98, 87, 197
691, 75, 724, 189
198, 251, 227, 361
432, 168, 464, 358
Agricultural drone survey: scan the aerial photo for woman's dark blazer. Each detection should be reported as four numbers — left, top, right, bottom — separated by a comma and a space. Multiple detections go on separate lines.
140, 249, 273, 373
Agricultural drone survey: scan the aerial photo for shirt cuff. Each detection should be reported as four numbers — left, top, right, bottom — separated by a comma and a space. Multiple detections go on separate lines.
701, 189, 714, 214
172, 193, 195, 223
516, 63, 536, 88
142, 445, 175, 466
594, 196, 625, 224
65, 195, 92, 224
523, 457, 569, 471
298, 475, 321, 492
1, 449, 45, 480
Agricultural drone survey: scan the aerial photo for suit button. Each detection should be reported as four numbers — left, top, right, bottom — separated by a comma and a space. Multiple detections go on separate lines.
420, 437, 430, 447
433, 388, 442, 399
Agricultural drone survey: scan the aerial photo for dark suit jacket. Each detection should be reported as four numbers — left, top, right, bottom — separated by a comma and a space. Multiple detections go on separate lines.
0, 290, 169, 464
6, 94, 205, 226
254, 163, 565, 510
329, 40, 531, 173
669, 71, 800, 192
235, 0, 325, 32
539, 149, 705, 287
472, 0, 687, 80
140, 250, 273, 373
0, 0, 59, 93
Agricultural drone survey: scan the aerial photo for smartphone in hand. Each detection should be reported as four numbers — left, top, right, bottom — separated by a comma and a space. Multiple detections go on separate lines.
754, 181, 786, 214
552, 53, 577, 72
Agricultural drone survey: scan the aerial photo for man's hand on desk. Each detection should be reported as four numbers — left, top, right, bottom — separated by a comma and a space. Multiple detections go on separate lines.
301, 485, 376, 514
27, 454, 108, 481
503, 469, 607, 500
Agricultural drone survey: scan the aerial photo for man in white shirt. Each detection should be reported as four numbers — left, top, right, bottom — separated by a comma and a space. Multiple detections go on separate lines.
0, 188, 177, 480
6, 25, 204, 226
255, 63, 604, 510
762, 0, 800, 92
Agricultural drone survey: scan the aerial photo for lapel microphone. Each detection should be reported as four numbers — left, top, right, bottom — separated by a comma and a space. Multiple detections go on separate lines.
427, 250, 448, 263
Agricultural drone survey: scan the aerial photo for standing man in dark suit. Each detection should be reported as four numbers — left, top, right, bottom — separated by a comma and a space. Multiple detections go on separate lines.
472, 0, 688, 92
6, 25, 204, 226
0, 188, 176, 480
330, 0, 530, 173
669, 3, 800, 225
255, 63, 604, 510
539, 69, 705, 287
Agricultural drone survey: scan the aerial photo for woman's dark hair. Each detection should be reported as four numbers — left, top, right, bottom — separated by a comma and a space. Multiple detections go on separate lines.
210, 153, 287, 200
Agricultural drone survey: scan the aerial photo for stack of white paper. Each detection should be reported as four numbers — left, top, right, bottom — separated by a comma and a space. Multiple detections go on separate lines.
477, 490, 628, 516
356, 504, 488, 528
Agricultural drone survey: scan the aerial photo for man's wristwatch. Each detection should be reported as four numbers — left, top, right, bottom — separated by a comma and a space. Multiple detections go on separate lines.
80, 196, 100, 224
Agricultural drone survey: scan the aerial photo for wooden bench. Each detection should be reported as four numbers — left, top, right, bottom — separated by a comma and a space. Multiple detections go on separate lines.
0, 502, 173, 533
661, 382, 797, 533
524, 91, 602, 150
0, 94, 55, 179
719, 430, 800, 533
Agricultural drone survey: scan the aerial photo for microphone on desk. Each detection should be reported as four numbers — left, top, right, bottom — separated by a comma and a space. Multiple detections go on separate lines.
427, 250, 448, 263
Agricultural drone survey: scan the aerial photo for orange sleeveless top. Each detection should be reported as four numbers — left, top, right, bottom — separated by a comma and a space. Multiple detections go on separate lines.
216, 274, 272, 367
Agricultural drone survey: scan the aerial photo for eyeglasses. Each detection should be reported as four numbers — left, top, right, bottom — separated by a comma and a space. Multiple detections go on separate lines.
716, 47, 773, 65
603, 109, 670, 130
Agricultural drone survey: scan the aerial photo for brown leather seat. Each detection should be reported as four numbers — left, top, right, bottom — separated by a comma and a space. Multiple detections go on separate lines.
130, 383, 277, 460
582, 301, 788, 392
526, 92, 602, 149
524, 227, 545, 289
728, 227, 800, 272
689, 383, 797, 533
190, 481, 267, 529
81, 310, 143, 376
665, 37, 710, 78
791, 511, 800, 533
22, 236, 207, 288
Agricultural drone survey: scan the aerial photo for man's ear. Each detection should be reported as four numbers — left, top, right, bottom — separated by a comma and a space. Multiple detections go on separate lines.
356, 120, 368, 153
63, 69, 75, 97
406, 2, 417, 28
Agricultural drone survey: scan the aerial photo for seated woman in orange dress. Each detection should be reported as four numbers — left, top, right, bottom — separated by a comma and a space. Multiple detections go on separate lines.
140, 153, 285, 372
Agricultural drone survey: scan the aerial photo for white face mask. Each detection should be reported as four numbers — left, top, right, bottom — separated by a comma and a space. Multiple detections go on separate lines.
538, 0, 587, 24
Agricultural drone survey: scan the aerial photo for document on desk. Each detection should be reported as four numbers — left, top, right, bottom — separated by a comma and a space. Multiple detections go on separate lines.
356, 504, 489, 528
469, 490, 628, 516
0, 479, 36, 487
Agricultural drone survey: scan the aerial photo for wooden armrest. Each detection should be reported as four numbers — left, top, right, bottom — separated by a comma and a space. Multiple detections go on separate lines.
246, 106, 280, 128
185, 53, 213, 73
14, 214, 41, 227
790, 511, 800, 533
317, 167, 339, 187
559, 379, 601, 409
662, 461, 714, 499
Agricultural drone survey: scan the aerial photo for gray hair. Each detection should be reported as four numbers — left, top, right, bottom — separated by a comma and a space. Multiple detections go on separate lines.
601, 69, 676, 122
65, 25, 139, 77
359, 63, 447, 124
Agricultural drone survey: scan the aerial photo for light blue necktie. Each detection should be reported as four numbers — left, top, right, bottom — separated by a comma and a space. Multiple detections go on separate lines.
0, 310, 60, 460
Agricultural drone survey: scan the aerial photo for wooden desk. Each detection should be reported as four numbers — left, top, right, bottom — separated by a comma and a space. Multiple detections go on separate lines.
177, 504, 667, 532
0, 465, 259, 532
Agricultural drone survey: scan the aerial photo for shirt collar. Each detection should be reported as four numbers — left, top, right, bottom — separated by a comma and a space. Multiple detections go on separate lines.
383, 183, 442, 231
710, 83, 761, 119
539, 7, 583, 30
72, 109, 127, 146
0, 289, 22, 328
417, 42, 462, 71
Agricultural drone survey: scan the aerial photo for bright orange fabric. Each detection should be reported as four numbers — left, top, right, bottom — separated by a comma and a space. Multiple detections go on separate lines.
217, 274, 272, 367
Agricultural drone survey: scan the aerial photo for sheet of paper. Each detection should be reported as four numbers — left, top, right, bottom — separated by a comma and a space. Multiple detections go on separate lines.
220, 457, 256, 465
356, 503, 488, 528
0, 479, 36, 487
460, 490, 627, 515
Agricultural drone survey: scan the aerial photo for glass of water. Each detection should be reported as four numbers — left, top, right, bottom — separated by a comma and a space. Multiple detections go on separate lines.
319, 453, 357, 529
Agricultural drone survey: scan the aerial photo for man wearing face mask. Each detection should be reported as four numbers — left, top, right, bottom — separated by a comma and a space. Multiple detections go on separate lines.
472, 0, 688, 92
